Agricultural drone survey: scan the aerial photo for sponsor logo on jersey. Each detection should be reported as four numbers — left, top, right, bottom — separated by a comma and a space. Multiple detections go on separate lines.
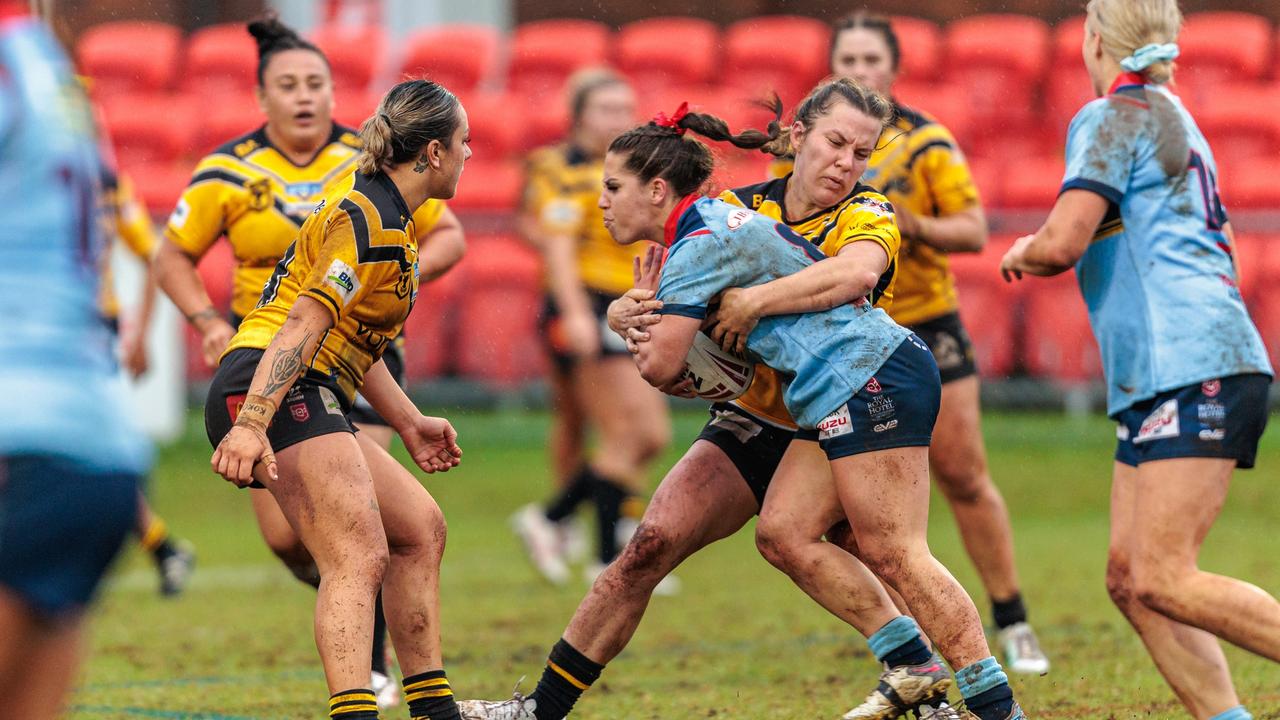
1116, 424, 1130, 441
323, 259, 360, 305
873, 419, 899, 433
1198, 428, 1225, 441
286, 181, 323, 197
169, 198, 190, 228
1198, 400, 1226, 426
1202, 379, 1221, 398
290, 402, 310, 422
726, 208, 753, 230
865, 377, 882, 394
818, 405, 854, 440
313, 198, 327, 215
867, 394, 896, 422
1134, 398, 1180, 444
854, 196, 894, 218
318, 387, 343, 416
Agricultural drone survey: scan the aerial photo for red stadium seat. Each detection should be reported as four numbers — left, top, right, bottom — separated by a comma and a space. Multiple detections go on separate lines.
448, 160, 522, 211
130, 159, 194, 216
1195, 84, 1280, 172
616, 17, 719, 96
78, 21, 182, 95
456, 235, 545, 386
1179, 12, 1272, 95
190, 92, 261, 154
944, 15, 1050, 136
1220, 159, 1280, 211
724, 15, 829, 107
948, 237, 1023, 378
185, 240, 236, 381
402, 259, 466, 380
333, 88, 382, 129
518, 96, 571, 153
186, 23, 258, 97
1022, 271, 1101, 382
1231, 233, 1265, 303
966, 158, 1003, 209
99, 92, 198, 166
1239, 235, 1280, 370
1001, 155, 1066, 209
713, 154, 771, 195
887, 16, 942, 83
891, 81, 974, 147
1045, 17, 1095, 141
461, 92, 522, 162
310, 24, 385, 94
507, 20, 611, 100
399, 24, 501, 94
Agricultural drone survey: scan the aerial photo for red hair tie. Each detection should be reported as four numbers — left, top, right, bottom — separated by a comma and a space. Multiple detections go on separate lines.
653, 102, 689, 135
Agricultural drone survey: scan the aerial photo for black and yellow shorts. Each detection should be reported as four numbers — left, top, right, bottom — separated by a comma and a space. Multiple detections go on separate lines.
908, 311, 977, 384
540, 289, 632, 373
694, 402, 796, 511
348, 341, 405, 427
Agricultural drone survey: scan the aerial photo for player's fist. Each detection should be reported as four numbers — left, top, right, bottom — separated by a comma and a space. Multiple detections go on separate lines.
198, 318, 236, 368
401, 415, 463, 474
211, 425, 277, 487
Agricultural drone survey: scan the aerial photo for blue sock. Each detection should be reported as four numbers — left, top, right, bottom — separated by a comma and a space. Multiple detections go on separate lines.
866, 616, 933, 667
956, 657, 1015, 720
1209, 707, 1253, 720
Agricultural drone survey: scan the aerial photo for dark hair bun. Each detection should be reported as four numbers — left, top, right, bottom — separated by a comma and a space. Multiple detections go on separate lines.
247, 16, 302, 59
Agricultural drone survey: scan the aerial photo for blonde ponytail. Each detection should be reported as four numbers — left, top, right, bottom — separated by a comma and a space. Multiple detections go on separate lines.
1087, 0, 1183, 84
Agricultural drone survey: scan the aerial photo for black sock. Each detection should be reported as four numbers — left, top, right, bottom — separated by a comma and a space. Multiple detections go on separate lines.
544, 468, 597, 523
529, 639, 604, 720
329, 688, 378, 719
881, 635, 933, 668
992, 593, 1027, 629
403, 669, 461, 720
965, 684, 1016, 720
592, 477, 628, 564
152, 538, 178, 563
371, 591, 388, 676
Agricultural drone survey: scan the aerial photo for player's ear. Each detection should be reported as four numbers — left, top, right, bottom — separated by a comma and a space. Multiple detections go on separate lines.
648, 176, 668, 206
790, 120, 808, 148
255, 85, 269, 115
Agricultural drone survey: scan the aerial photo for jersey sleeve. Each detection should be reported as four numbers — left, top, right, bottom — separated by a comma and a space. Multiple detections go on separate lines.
112, 174, 158, 259
163, 157, 233, 257
522, 153, 585, 236
827, 192, 902, 263
915, 125, 980, 215
656, 235, 739, 320
299, 208, 400, 325
716, 188, 747, 208
1060, 100, 1136, 205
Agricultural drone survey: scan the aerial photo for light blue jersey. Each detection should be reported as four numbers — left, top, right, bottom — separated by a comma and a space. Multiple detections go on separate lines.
0, 16, 150, 474
656, 196, 910, 429
1061, 74, 1272, 416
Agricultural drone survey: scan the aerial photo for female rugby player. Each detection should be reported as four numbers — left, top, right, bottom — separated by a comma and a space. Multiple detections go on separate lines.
512, 68, 671, 586
206, 78, 468, 720
153, 17, 463, 705
1000, 1, 1275, 717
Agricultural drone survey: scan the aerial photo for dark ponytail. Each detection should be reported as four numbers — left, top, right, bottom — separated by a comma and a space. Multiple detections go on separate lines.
608, 96, 784, 196
247, 15, 330, 86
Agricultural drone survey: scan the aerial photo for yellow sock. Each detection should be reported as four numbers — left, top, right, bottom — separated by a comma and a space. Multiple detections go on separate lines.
139, 516, 169, 553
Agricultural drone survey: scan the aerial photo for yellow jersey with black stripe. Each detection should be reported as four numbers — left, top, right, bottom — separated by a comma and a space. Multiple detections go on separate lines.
768, 104, 979, 326
717, 177, 901, 429
224, 171, 420, 403
99, 169, 158, 321
164, 124, 364, 319
523, 143, 649, 296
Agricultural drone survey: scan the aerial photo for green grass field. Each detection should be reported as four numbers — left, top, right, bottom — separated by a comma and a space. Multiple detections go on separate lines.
69, 409, 1280, 720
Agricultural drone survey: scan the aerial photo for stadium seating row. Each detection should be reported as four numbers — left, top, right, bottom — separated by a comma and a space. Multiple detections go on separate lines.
183, 233, 1280, 388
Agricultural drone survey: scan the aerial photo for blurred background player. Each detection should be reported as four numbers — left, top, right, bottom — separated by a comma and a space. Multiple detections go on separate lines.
96, 158, 197, 597
205, 77, 468, 720
1001, 0, 1277, 717
802, 11, 1049, 673
152, 16, 464, 708
0, 1, 151, 717
511, 68, 674, 589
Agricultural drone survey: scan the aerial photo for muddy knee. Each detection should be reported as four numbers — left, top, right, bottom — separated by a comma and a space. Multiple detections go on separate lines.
1105, 552, 1137, 612
606, 522, 680, 588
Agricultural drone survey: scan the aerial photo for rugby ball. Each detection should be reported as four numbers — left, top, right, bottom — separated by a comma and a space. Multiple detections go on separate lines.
682, 332, 755, 401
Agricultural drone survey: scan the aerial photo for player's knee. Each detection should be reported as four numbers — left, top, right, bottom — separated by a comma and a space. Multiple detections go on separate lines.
1130, 558, 1183, 614
754, 517, 802, 572
825, 520, 860, 557
858, 538, 911, 585
933, 456, 990, 504
1105, 552, 1136, 611
638, 422, 672, 463
612, 521, 679, 584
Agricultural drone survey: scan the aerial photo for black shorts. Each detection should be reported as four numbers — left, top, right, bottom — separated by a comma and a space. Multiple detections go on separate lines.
347, 341, 405, 427
0, 455, 138, 616
541, 290, 631, 373
908, 311, 977, 384
1115, 373, 1271, 470
796, 335, 942, 460
204, 348, 355, 488
694, 402, 796, 510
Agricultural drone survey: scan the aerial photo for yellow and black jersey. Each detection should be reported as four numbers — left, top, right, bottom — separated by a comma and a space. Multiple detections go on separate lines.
164, 124, 364, 319
523, 143, 650, 296
225, 171, 420, 403
769, 104, 980, 327
718, 177, 901, 429
99, 169, 158, 321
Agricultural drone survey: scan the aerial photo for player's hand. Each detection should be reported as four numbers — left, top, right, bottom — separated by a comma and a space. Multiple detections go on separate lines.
563, 309, 601, 358
211, 425, 277, 488
707, 286, 760, 355
999, 234, 1036, 282
400, 415, 463, 474
659, 372, 697, 399
119, 326, 149, 378
895, 206, 923, 242
607, 289, 663, 350
197, 317, 236, 368
633, 244, 663, 292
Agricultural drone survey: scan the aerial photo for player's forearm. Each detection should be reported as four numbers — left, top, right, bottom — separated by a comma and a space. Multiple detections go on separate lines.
358, 358, 418, 433
244, 296, 332, 408
914, 206, 988, 253
541, 233, 593, 316
634, 341, 684, 388
134, 264, 159, 336
419, 228, 465, 281
153, 240, 220, 327
749, 254, 881, 317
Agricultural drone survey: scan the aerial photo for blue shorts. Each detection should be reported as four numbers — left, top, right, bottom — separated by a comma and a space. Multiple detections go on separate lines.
796, 335, 942, 460
0, 455, 139, 617
1115, 373, 1271, 469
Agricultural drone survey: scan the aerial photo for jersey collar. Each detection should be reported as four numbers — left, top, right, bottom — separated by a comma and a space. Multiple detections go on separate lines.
1109, 72, 1149, 94
663, 194, 700, 246
371, 171, 413, 228
253, 123, 346, 169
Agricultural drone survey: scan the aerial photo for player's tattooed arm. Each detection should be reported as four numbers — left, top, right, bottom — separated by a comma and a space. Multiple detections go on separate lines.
242, 295, 334, 408
261, 329, 312, 397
